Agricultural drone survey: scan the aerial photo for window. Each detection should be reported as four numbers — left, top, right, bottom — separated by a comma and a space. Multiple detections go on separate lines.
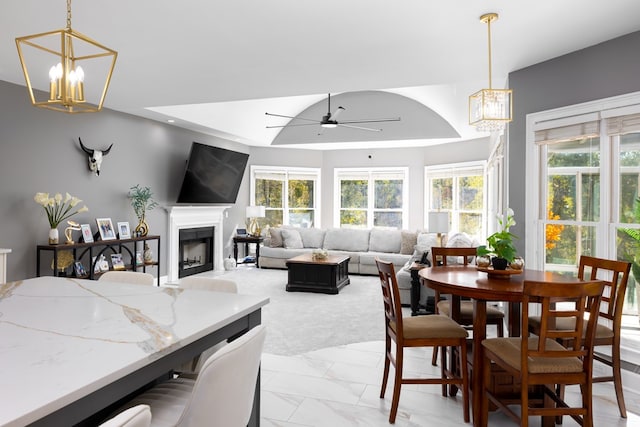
425, 162, 486, 240
251, 166, 320, 228
334, 168, 408, 229
527, 94, 640, 366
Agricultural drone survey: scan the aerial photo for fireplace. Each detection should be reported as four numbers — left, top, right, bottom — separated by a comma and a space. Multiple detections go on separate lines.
167, 205, 231, 283
179, 227, 214, 278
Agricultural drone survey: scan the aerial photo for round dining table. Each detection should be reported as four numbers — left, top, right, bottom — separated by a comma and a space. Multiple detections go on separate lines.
419, 265, 584, 427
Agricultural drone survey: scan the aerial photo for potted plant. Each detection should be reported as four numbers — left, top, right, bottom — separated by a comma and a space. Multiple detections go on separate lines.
128, 185, 158, 237
477, 208, 518, 270
620, 196, 640, 318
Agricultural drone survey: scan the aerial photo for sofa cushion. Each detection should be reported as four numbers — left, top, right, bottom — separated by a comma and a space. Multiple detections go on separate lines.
369, 229, 402, 253
323, 228, 370, 252
360, 252, 411, 267
281, 228, 304, 249
260, 246, 312, 259
297, 228, 325, 248
445, 232, 478, 264
400, 230, 418, 255
268, 228, 283, 248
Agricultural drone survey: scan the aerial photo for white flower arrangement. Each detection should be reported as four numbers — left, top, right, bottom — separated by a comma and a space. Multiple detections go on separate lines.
34, 192, 88, 228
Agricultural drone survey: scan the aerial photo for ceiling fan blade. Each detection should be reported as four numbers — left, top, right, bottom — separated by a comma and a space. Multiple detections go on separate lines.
265, 112, 319, 123
339, 117, 401, 124
331, 106, 345, 121
266, 122, 321, 129
338, 123, 382, 132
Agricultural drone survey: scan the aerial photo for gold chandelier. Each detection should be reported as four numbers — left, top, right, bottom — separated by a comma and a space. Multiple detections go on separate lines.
15, 0, 117, 113
469, 13, 512, 132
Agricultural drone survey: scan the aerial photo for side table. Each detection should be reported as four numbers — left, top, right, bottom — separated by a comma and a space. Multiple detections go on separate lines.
233, 235, 264, 267
409, 262, 435, 316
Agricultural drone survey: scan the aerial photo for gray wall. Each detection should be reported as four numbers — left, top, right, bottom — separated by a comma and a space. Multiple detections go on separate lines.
508, 30, 640, 256
0, 79, 491, 282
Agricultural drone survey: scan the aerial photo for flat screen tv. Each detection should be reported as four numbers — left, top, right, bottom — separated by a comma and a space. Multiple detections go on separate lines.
176, 142, 249, 204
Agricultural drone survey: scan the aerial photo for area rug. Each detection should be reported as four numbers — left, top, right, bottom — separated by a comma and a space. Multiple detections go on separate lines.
217, 267, 385, 355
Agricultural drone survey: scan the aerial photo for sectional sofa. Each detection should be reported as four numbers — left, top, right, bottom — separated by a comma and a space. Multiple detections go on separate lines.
258, 226, 478, 305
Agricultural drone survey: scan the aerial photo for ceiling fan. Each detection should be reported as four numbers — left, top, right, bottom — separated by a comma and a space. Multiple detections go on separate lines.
265, 93, 401, 133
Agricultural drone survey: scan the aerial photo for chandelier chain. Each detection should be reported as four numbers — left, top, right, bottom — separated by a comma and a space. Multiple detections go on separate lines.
486, 16, 492, 89
66, 0, 72, 29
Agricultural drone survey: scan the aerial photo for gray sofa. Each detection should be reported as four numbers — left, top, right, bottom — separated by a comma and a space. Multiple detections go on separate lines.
259, 227, 451, 304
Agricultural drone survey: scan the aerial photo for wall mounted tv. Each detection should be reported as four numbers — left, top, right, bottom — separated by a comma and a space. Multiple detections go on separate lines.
176, 142, 249, 204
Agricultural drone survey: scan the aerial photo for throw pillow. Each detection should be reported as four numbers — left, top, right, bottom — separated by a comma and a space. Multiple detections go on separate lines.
402, 244, 431, 271
298, 228, 326, 248
369, 229, 402, 253
281, 228, 304, 249
269, 228, 283, 248
400, 230, 417, 255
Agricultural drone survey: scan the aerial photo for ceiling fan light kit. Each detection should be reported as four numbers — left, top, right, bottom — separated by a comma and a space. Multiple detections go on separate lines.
15, 0, 117, 113
469, 12, 513, 132
266, 93, 400, 134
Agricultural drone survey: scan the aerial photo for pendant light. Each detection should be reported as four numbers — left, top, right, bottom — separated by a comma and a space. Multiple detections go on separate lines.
15, 0, 117, 113
469, 13, 512, 132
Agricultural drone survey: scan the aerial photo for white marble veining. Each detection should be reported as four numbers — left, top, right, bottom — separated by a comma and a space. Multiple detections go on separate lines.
262, 342, 640, 426
0, 276, 268, 427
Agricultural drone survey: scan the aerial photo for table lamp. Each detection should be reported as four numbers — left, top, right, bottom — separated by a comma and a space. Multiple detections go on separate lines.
246, 206, 266, 237
428, 211, 449, 247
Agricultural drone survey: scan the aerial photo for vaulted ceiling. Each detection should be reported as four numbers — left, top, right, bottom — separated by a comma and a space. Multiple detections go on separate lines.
2, 1, 640, 149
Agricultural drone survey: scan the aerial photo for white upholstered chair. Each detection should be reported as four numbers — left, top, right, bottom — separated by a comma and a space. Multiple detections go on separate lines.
177, 276, 239, 376
114, 325, 266, 427
98, 271, 155, 286
99, 404, 151, 427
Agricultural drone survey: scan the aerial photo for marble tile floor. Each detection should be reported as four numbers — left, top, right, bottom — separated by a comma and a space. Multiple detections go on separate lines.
260, 341, 640, 427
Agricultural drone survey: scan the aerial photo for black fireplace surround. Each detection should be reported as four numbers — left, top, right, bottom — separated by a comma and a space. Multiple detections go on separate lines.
178, 226, 214, 278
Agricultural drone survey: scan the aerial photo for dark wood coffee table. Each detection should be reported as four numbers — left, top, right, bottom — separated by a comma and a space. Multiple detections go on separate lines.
285, 253, 350, 294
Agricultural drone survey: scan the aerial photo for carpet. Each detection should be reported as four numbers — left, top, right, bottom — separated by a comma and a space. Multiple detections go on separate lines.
217, 266, 386, 355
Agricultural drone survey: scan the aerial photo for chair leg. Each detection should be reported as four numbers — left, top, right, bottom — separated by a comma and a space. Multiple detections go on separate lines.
612, 344, 627, 418
496, 319, 504, 337
459, 340, 470, 423
431, 346, 439, 366
389, 345, 403, 424
380, 337, 391, 398
581, 382, 594, 427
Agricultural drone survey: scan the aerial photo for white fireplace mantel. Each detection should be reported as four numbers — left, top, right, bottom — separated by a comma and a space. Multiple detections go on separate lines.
166, 205, 231, 283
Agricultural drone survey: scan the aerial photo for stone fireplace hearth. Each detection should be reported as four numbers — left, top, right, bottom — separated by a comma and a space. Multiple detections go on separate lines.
167, 205, 231, 283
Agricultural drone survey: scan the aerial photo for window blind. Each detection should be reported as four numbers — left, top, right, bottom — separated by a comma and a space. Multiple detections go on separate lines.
606, 113, 640, 136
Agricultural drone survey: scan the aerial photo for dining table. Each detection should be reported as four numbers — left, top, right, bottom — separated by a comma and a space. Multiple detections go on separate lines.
0, 276, 269, 427
419, 265, 584, 427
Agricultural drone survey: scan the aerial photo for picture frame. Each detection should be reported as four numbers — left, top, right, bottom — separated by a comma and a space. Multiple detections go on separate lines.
135, 251, 144, 266
110, 253, 126, 270
96, 218, 116, 241
74, 261, 87, 278
81, 224, 94, 243
117, 221, 131, 239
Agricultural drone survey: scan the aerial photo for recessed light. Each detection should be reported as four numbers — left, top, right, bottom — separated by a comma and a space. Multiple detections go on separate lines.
167, 119, 175, 123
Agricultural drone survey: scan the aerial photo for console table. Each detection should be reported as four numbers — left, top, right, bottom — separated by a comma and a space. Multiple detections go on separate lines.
0, 248, 10, 283
36, 235, 161, 286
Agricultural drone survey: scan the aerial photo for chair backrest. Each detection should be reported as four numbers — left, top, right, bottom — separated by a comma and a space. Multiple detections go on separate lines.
578, 255, 630, 327
176, 324, 266, 427
98, 271, 155, 286
179, 276, 238, 293
99, 404, 151, 427
431, 246, 477, 267
522, 279, 604, 364
376, 258, 403, 339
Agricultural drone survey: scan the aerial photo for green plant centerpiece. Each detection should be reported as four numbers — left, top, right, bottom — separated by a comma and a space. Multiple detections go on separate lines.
128, 185, 158, 237
477, 208, 518, 270
620, 196, 640, 312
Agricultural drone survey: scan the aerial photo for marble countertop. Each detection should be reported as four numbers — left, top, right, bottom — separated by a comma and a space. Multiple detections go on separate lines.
0, 276, 269, 427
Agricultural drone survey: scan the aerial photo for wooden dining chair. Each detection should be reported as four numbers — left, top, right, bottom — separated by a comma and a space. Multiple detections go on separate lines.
111, 324, 265, 427
528, 255, 631, 418
481, 278, 604, 427
430, 246, 505, 366
98, 271, 155, 286
376, 258, 470, 424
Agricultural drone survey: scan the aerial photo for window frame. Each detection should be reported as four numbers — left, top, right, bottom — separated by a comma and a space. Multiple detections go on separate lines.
250, 165, 321, 228
333, 167, 409, 229
424, 160, 487, 240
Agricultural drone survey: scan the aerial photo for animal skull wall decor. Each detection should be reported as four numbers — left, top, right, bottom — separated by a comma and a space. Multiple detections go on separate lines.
79, 137, 113, 176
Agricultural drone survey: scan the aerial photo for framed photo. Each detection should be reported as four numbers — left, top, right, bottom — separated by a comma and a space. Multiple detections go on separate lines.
81, 224, 93, 243
117, 222, 131, 239
74, 261, 87, 278
110, 253, 126, 270
96, 218, 116, 241
135, 251, 144, 266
